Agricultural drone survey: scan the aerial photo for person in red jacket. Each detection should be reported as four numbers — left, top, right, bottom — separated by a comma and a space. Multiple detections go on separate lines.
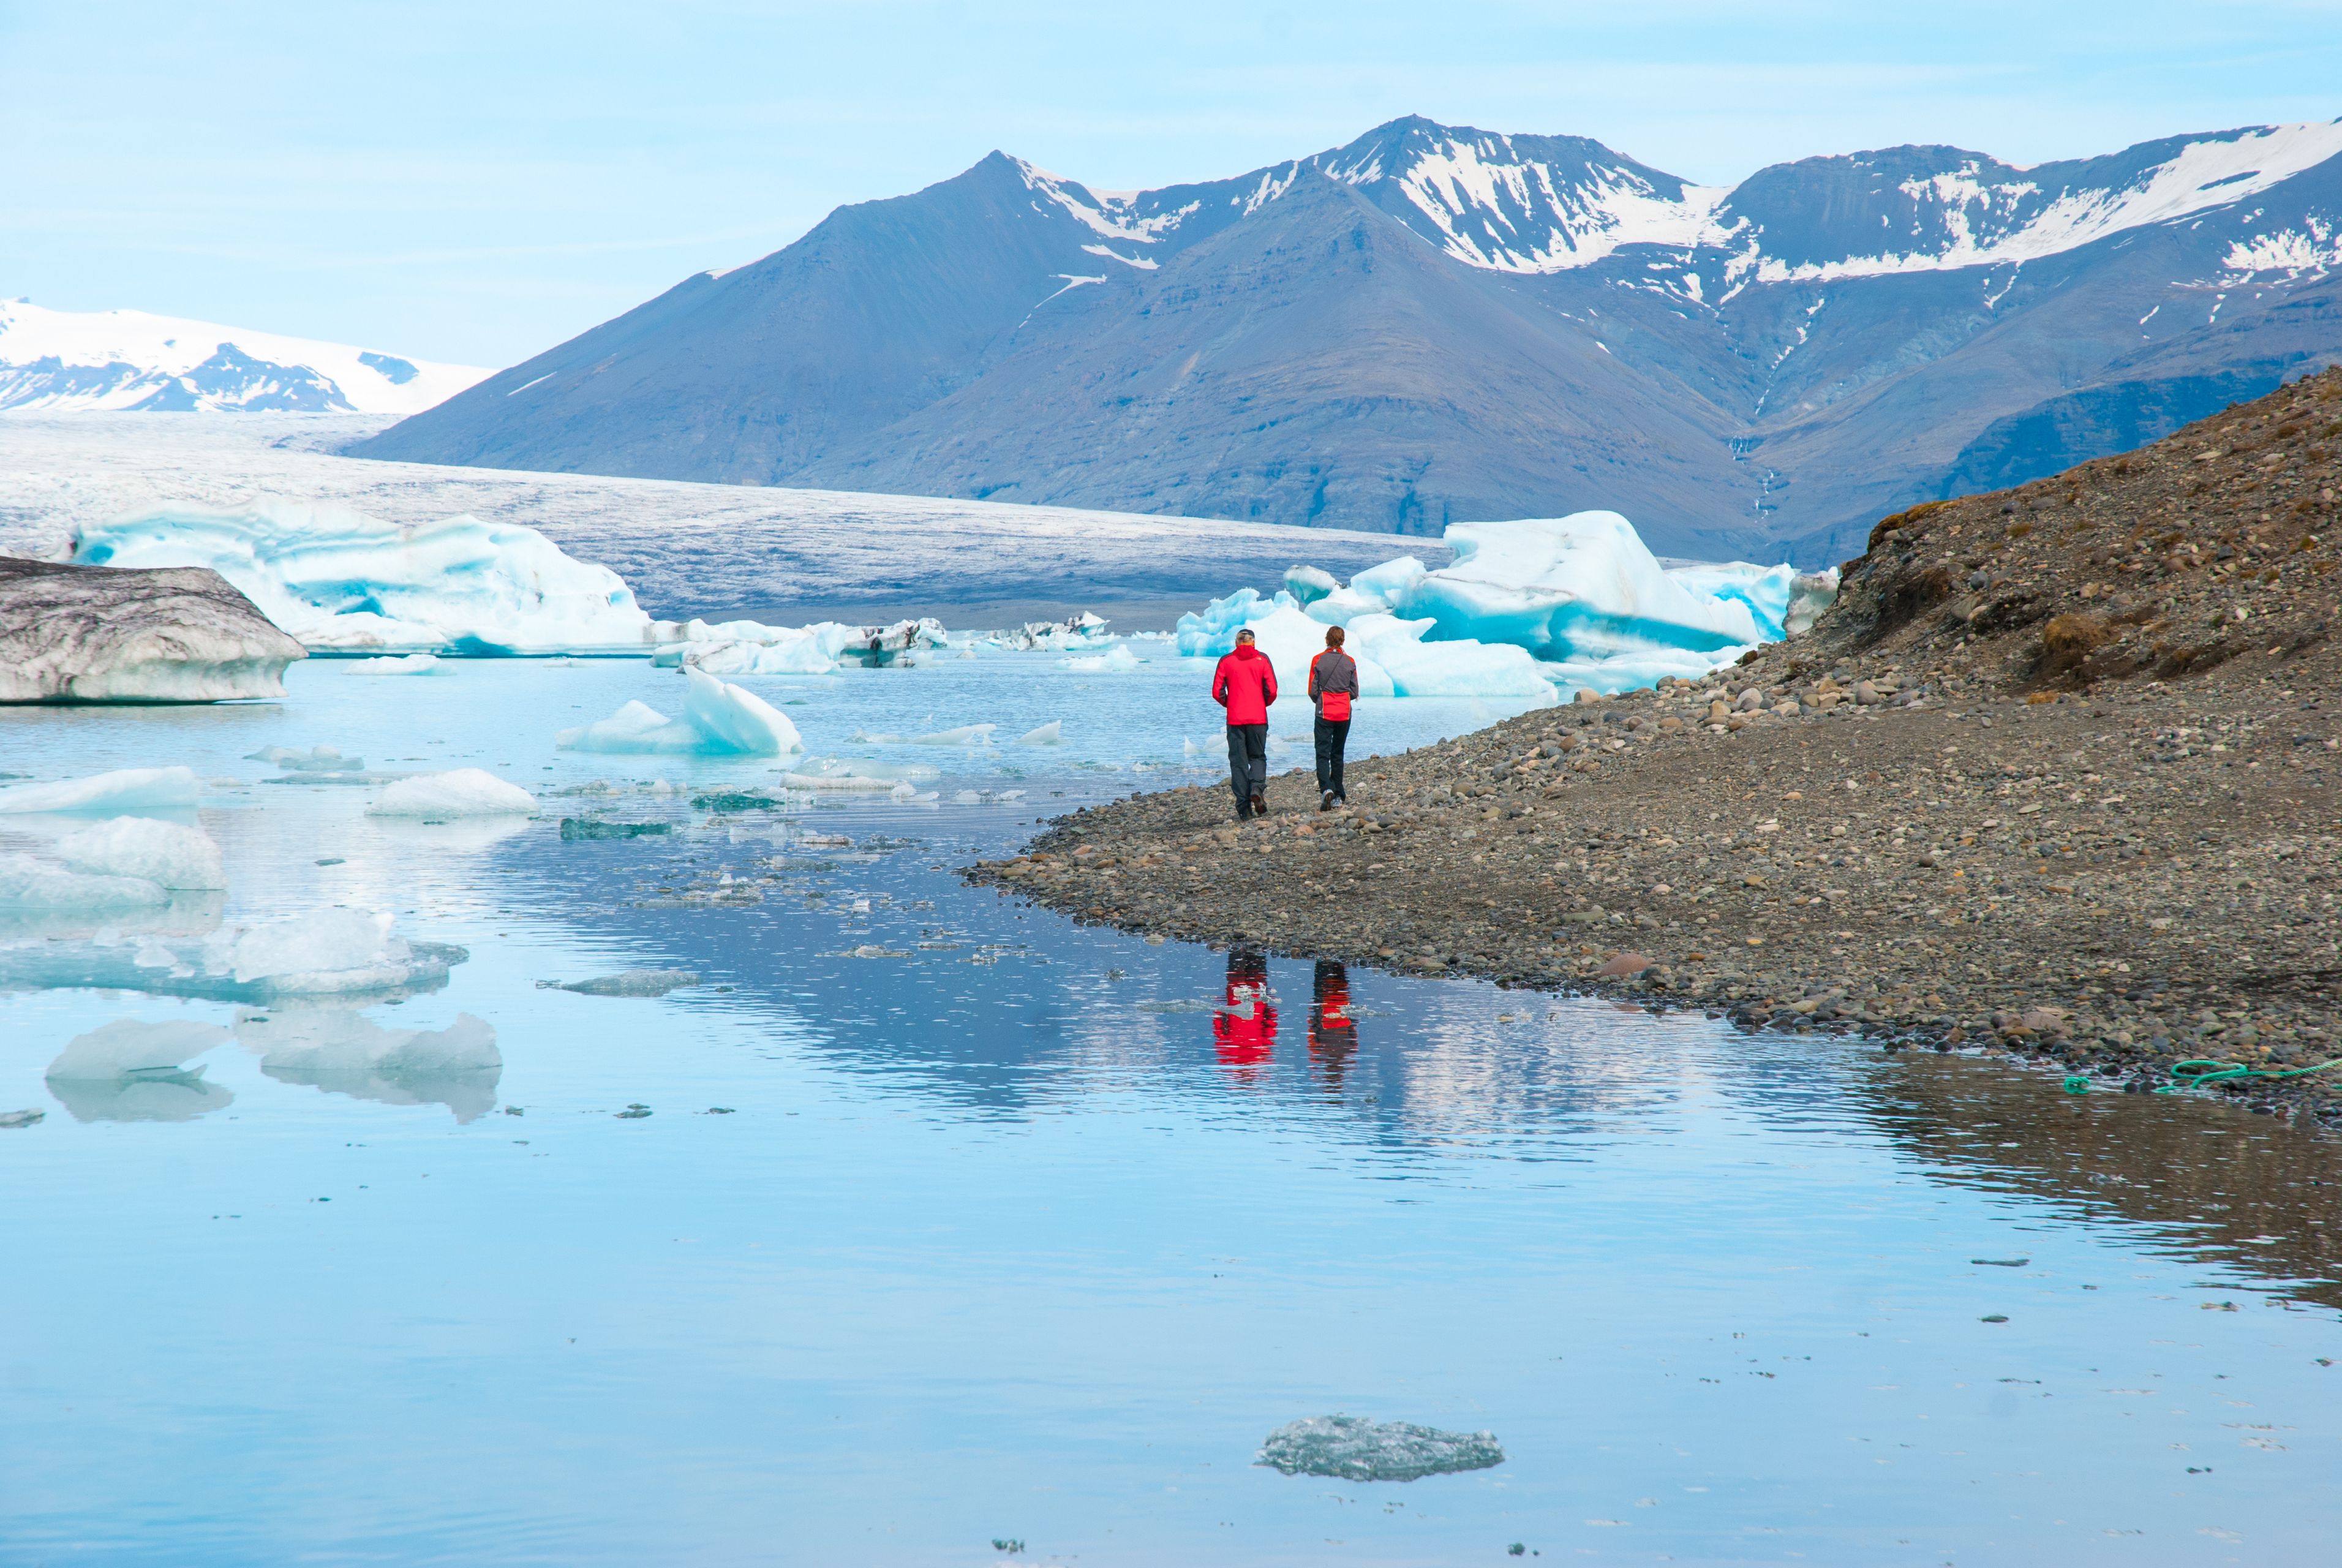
1211, 627, 1278, 819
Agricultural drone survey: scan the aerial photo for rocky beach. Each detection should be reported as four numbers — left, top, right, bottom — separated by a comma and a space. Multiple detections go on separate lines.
973, 369, 2342, 1124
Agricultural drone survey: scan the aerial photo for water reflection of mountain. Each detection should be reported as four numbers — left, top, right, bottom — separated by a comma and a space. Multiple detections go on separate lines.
494, 815, 1690, 1146
1833, 1055, 2342, 1311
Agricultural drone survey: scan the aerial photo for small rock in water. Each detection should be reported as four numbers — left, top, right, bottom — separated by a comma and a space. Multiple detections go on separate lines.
1257, 1414, 1505, 1482
1971, 1257, 2031, 1268
552, 969, 701, 997
1980, 1314, 2009, 1323
615, 1104, 652, 1119
0, 1108, 44, 1129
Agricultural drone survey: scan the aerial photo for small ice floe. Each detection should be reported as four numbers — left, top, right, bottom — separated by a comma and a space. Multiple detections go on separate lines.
343, 653, 443, 675
832, 944, 911, 959
249, 745, 364, 772
992, 611, 1110, 651
0, 1109, 42, 1129
558, 669, 804, 756
368, 768, 539, 818
204, 908, 459, 997
0, 853, 173, 910
849, 723, 996, 747
1016, 720, 1064, 745
546, 968, 702, 997
56, 816, 227, 890
1061, 644, 1140, 673
241, 1010, 501, 1123
1256, 1416, 1505, 1482
45, 1019, 235, 1123
0, 766, 202, 815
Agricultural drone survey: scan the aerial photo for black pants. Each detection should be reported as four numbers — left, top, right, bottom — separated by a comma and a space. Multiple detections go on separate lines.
1314, 716, 1350, 800
1226, 723, 1268, 812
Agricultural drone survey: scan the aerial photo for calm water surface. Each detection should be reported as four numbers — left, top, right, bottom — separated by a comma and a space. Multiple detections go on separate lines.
2, 657, 2337, 1566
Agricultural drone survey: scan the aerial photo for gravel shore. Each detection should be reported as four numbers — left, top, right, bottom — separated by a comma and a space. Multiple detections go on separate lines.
970, 369, 2342, 1124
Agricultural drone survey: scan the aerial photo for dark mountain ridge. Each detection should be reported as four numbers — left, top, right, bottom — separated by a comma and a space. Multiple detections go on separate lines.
356, 115, 2342, 564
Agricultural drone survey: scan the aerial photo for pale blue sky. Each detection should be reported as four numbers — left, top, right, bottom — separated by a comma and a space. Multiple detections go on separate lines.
3, 1, 2336, 368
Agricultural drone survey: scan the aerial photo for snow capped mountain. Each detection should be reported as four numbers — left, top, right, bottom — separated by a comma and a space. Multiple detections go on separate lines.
1715, 119, 2342, 285
356, 113, 2342, 562
0, 300, 490, 415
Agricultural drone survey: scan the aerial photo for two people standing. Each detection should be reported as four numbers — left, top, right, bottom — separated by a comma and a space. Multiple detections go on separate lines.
1210, 624, 1357, 820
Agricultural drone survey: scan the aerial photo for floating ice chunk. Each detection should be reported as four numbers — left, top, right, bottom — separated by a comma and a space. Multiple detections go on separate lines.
1347, 614, 1557, 699
851, 723, 997, 747
201, 907, 440, 995
557, 669, 802, 755
70, 501, 657, 655
1061, 644, 1141, 673
344, 653, 443, 675
249, 744, 363, 772
1283, 564, 1341, 605
56, 817, 227, 890
46, 1018, 230, 1080
1244, 603, 1398, 699
242, 1010, 501, 1122
0, 765, 201, 815
781, 771, 897, 792
0, 852, 169, 909
369, 768, 539, 818
1016, 720, 1064, 745
1257, 1416, 1505, 1482
552, 969, 700, 997
992, 611, 1110, 651
1406, 513, 1760, 660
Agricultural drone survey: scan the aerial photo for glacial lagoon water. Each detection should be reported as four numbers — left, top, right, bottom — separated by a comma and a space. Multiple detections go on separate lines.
2, 652, 2339, 1565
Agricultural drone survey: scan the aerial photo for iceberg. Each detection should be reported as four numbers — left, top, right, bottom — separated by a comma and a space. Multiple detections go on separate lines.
56, 816, 227, 890
45, 1019, 236, 1123
1659, 559, 1842, 641
345, 653, 443, 675
0, 852, 172, 910
201, 907, 457, 996
243, 1010, 502, 1123
1016, 720, 1064, 745
368, 768, 539, 818
1282, 564, 1341, 605
70, 501, 657, 654
1174, 590, 1540, 703
1, 556, 306, 703
0, 765, 201, 815
992, 611, 1110, 651
557, 669, 804, 756
250, 744, 363, 772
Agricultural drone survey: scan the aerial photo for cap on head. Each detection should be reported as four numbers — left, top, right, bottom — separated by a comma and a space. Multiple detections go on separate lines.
1235, 628, 1256, 643
1325, 625, 1346, 647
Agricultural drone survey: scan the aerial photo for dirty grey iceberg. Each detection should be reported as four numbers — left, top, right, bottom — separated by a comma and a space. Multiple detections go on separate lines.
1256, 1415, 1505, 1482
0, 557, 305, 702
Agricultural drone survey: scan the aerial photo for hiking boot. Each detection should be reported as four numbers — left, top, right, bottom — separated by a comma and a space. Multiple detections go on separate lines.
1319, 790, 1335, 812
1249, 792, 1267, 816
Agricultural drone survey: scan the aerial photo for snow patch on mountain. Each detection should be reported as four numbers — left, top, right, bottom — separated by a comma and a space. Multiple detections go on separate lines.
1751, 120, 2342, 283
0, 300, 490, 415
2222, 216, 2342, 281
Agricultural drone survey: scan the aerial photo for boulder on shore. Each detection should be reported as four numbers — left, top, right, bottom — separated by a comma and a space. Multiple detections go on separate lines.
0, 557, 306, 703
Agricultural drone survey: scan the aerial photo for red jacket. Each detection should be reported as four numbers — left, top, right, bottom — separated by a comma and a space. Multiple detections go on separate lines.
1212, 645, 1278, 726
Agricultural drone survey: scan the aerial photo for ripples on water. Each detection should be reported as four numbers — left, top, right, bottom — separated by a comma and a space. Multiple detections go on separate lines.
1, 658, 2336, 1564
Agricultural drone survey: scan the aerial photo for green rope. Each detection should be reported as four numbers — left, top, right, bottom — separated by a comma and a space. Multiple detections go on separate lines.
2167, 1056, 2342, 1088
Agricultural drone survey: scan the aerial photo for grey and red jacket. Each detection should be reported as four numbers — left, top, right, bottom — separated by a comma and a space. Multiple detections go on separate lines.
1308, 648, 1358, 717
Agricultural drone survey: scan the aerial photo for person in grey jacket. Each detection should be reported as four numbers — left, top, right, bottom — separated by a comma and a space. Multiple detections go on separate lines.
1306, 625, 1359, 811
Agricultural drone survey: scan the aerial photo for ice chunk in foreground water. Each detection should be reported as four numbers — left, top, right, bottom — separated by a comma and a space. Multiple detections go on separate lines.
1256, 1415, 1505, 1482
551, 969, 701, 997
1016, 721, 1064, 745
241, 1010, 502, 1122
1061, 644, 1140, 673
0, 853, 171, 909
201, 908, 448, 996
344, 653, 443, 675
0, 766, 201, 815
368, 769, 539, 818
558, 669, 803, 756
56, 817, 227, 890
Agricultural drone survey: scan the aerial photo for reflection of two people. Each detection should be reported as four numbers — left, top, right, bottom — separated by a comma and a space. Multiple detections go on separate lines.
1213, 952, 1359, 1085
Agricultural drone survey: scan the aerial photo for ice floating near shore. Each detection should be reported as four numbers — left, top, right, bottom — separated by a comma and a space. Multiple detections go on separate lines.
368, 768, 538, 818
72, 502, 660, 655
993, 612, 1110, 651
1017, 720, 1064, 745
205, 908, 453, 995
850, 723, 996, 747
663, 615, 947, 675
345, 653, 443, 676
559, 669, 804, 756
553, 969, 701, 998
250, 744, 363, 772
1189, 511, 1837, 695
56, 816, 227, 889
1257, 1415, 1506, 1482
0, 765, 201, 815
0, 852, 173, 910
